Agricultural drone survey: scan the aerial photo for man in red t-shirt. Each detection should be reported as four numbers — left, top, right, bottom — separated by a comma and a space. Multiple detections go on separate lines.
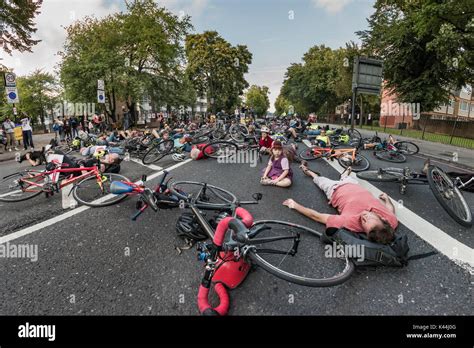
283, 163, 397, 244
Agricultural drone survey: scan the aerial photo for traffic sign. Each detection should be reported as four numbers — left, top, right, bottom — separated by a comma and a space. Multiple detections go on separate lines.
97, 90, 105, 103
97, 79, 104, 90
6, 86, 19, 103
4, 72, 16, 87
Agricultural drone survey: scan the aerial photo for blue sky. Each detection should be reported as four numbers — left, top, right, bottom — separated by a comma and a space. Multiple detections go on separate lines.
1, 0, 376, 111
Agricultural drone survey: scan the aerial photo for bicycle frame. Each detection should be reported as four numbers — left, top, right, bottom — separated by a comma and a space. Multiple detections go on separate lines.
19, 165, 103, 193
312, 146, 358, 162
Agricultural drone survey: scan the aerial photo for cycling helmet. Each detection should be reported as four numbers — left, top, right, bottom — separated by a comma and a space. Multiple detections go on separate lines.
176, 213, 207, 241
172, 153, 185, 162
339, 134, 350, 143
72, 139, 81, 148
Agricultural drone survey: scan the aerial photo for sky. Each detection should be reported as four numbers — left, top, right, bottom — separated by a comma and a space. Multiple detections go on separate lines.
0, 0, 376, 111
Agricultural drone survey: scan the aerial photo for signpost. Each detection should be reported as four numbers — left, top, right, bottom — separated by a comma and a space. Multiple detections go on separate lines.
97, 79, 105, 104
350, 57, 383, 130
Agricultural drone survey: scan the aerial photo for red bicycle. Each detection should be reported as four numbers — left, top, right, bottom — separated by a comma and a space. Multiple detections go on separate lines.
0, 159, 130, 207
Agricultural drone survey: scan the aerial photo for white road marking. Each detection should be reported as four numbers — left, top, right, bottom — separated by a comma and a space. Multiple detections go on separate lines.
0, 159, 192, 245
130, 157, 163, 171
324, 158, 474, 271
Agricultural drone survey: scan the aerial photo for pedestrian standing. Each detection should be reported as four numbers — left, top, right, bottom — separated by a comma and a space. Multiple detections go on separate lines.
20, 115, 35, 150
70, 115, 79, 138
63, 116, 72, 141
2, 117, 18, 152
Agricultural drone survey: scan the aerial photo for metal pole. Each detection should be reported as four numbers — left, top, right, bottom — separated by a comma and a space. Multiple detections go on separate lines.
350, 88, 356, 130
421, 114, 428, 140
450, 116, 458, 145
383, 113, 387, 133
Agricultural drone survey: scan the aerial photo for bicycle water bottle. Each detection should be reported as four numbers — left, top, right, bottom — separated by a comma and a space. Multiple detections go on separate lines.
124, 151, 130, 162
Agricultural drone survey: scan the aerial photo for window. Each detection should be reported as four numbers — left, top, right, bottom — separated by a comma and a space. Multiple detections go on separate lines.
460, 101, 468, 111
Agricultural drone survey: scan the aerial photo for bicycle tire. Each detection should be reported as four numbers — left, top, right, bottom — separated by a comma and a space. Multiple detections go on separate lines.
347, 128, 361, 140
394, 141, 419, 155
0, 171, 44, 202
246, 220, 355, 287
142, 139, 174, 164
337, 153, 370, 172
298, 147, 323, 160
202, 141, 238, 160
229, 124, 249, 143
427, 166, 472, 227
72, 173, 130, 207
356, 169, 401, 182
375, 150, 406, 163
169, 181, 237, 206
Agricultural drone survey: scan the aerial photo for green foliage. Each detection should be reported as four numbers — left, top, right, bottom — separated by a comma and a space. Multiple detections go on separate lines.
279, 43, 365, 115
185, 31, 252, 113
357, 0, 474, 111
59, 0, 192, 121
245, 85, 269, 117
0, 0, 42, 54
274, 94, 291, 116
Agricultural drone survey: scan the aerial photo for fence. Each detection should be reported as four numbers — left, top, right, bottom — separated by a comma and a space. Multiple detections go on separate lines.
318, 113, 474, 149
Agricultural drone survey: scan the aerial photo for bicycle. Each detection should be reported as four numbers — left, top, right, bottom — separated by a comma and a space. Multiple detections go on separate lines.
0, 157, 130, 207
165, 182, 354, 315
141, 138, 187, 165
356, 165, 472, 227
299, 141, 370, 172
200, 135, 263, 163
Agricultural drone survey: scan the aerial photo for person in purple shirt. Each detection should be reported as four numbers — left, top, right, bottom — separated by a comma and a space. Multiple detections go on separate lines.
260, 140, 293, 187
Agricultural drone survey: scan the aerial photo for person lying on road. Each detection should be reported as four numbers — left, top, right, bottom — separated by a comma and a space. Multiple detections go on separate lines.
283, 162, 398, 244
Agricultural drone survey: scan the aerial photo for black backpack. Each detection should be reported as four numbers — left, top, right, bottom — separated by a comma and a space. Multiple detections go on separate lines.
323, 228, 435, 267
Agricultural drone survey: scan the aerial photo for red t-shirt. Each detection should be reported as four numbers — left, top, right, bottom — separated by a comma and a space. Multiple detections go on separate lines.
259, 136, 273, 148
326, 183, 398, 232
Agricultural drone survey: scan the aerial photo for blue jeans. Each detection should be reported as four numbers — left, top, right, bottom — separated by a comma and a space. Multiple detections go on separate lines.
305, 130, 321, 136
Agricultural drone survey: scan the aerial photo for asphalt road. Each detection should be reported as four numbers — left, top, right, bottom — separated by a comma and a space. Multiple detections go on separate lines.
0, 142, 472, 315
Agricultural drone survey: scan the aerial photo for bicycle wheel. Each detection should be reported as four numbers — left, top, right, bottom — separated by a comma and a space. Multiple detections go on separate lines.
72, 173, 130, 207
202, 141, 238, 160
395, 141, 419, 155
337, 153, 370, 172
298, 147, 323, 160
169, 181, 237, 207
347, 128, 361, 140
375, 150, 406, 163
0, 171, 44, 202
427, 166, 472, 227
356, 169, 401, 182
229, 124, 248, 143
142, 139, 174, 164
211, 128, 226, 140
245, 220, 355, 287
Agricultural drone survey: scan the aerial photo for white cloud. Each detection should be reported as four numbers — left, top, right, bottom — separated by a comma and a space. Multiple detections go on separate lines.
312, 0, 354, 14
1, 0, 121, 76
161, 0, 209, 18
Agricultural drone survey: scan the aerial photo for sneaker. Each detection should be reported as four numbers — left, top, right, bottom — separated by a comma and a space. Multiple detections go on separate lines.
8, 149, 12, 152
14, 147, 19, 151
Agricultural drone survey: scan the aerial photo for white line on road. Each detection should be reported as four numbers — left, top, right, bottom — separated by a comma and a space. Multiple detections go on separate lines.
0, 159, 192, 246
129, 157, 163, 171
324, 159, 474, 271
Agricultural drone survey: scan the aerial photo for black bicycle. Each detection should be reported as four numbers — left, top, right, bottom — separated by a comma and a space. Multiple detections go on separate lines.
356, 165, 472, 227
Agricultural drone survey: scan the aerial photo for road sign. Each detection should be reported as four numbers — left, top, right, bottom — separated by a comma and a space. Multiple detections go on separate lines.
97, 90, 105, 103
352, 57, 383, 94
97, 79, 104, 90
6, 86, 19, 103
4, 72, 16, 87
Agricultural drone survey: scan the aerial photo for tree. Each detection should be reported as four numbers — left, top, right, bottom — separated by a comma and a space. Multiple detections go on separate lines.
185, 31, 252, 113
0, 0, 42, 54
59, 0, 192, 123
357, 0, 474, 111
16, 69, 59, 129
274, 94, 292, 116
245, 85, 269, 117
